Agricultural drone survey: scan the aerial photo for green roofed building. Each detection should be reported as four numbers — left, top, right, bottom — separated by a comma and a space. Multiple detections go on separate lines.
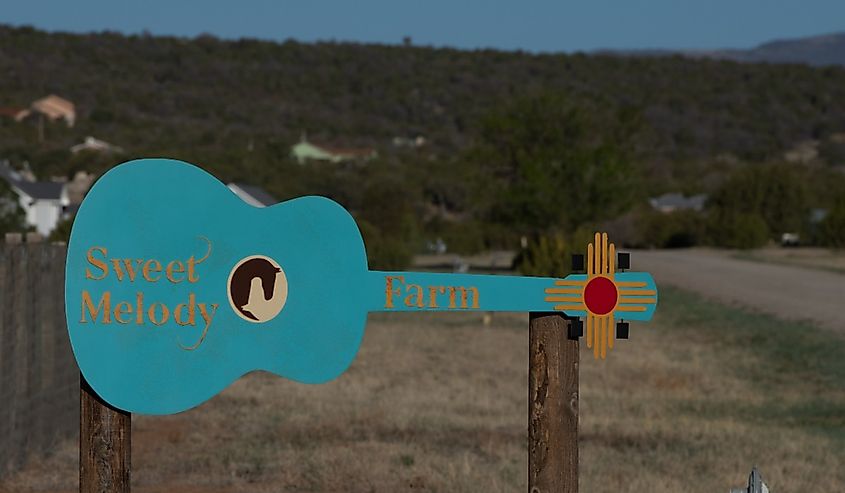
290, 135, 377, 164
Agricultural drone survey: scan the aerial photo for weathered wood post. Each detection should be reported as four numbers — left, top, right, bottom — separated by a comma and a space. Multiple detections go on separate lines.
80, 376, 131, 493
529, 312, 578, 493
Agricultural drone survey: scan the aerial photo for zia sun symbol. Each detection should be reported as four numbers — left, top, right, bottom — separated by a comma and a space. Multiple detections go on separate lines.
544, 233, 657, 359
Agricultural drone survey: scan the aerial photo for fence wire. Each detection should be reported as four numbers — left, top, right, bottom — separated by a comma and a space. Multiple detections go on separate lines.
0, 243, 78, 476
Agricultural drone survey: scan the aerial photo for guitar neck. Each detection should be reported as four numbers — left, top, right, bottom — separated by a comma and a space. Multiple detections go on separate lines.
364, 270, 569, 313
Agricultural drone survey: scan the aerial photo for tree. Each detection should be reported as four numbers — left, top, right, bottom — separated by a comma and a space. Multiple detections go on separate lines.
0, 181, 27, 236
469, 92, 642, 237
708, 163, 810, 240
707, 211, 770, 249
356, 169, 421, 269
49, 216, 74, 243
818, 202, 845, 248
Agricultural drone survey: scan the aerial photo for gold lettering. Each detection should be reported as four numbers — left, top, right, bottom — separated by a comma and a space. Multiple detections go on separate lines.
384, 281, 477, 310
113, 301, 133, 324
136, 292, 144, 324
385, 275, 404, 309
148, 303, 170, 326
447, 286, 480, 309
404, 283, 424, 308
85, 247, 108, 280
459, 287, 480, 309
198, 302, 218, 329
448, 286, 458, 308
84, 238, 210, 285
428, 286, 442, 308
180, 302, 218, 351
143, 259, 162, 282
110, 259, 143, 282
166, 260, 185, 283
174, 294, 196, 326
81, 290, 111, 323
186, 237, 212, 283
186, 257, 199, 283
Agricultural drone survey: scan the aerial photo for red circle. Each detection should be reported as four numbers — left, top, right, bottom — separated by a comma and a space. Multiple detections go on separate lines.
583, 277, 618, 315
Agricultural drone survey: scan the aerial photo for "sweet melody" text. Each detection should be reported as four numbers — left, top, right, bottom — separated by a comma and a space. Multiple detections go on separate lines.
78, 239, 218, 350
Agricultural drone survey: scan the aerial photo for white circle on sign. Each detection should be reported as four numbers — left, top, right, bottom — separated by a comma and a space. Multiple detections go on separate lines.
227, 255, 288, 323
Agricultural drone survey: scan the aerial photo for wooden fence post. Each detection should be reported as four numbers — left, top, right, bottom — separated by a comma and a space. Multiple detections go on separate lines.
80, 376, 131, 493
528, 312, 578, 493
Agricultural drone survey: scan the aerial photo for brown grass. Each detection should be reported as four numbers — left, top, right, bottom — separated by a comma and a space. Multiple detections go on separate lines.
734, 246, 845, 273
1, 287, 843, 492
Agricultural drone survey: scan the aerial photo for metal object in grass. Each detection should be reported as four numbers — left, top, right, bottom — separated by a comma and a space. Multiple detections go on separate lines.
730, 467, 769, 493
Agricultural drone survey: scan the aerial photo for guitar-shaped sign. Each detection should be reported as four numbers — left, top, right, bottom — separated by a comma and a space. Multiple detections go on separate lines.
66, 159, 658, 414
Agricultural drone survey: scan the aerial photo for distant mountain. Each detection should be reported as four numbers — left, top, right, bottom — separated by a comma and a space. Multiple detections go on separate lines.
708, 32, 845, 66
601, 32, 845, 67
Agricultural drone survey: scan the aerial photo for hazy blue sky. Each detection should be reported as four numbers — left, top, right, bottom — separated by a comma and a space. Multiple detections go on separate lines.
3, 1, 843, 52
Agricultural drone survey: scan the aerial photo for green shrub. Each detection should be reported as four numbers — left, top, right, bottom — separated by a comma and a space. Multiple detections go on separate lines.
49, 216, 74, 243
514, 227, 604, 277
638, 209, 706, 248
0, 180, 27, 235
357, 219, 413, 270
708, 164, 810, 238
817, 203, 845, 248
708, 212, 770, 249
514, 232, 571, 278
424, 218, 486, 255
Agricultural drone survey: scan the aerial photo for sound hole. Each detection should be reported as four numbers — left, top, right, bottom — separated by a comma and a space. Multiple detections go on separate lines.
227, 255, 288, 323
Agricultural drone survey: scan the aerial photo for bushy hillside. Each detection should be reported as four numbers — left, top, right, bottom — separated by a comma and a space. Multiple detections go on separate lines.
2, 25, 845, 261
3, 25, 845, 171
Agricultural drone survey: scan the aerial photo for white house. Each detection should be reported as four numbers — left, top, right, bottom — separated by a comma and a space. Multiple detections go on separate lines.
0, 161, 69, 236
70, 136, 123, 154
649, 193, 708, 213
227, 182, 278, 208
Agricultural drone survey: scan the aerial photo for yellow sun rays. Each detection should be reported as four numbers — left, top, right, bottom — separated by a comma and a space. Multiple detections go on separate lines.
543, 232, 658, 360
543, 279, 584, 311
586, 232, 615, 359
542, 232, 616, 359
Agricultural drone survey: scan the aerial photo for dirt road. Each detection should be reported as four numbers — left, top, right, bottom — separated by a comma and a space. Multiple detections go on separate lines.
633, 249, 845, 332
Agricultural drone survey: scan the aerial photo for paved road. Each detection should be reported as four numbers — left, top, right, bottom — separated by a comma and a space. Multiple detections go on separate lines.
632, 249, 845, 332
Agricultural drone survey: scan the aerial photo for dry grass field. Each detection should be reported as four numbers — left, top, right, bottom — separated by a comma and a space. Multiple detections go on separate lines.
734, 247, 845, 274
1, 287, 843, 492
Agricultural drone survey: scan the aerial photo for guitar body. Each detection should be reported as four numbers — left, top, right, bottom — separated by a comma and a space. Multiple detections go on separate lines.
67, 159, 370, 414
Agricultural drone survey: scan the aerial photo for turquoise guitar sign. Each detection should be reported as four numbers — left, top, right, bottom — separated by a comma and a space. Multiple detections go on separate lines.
66, 158, 658, 415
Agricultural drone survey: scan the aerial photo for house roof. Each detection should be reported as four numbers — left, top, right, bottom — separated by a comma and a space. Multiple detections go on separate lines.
649, 193, 708, 211
31, 94, 76, 124
312, 143, 376, 157
292, 139, 377, 160
0, 107, 30, 120
70, 136, 122, 154
228, 183, 278, 207
14, 180, 64, 200
0, 161, 64, 200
